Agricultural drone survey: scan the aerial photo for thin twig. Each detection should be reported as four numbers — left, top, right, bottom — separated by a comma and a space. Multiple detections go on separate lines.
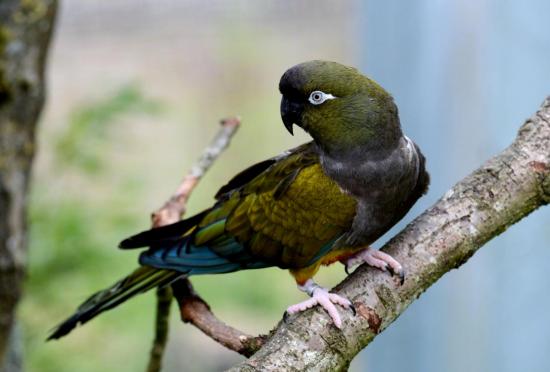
151, 117, 241, 227
145, 287, 172, 372
145, 117, 244, 372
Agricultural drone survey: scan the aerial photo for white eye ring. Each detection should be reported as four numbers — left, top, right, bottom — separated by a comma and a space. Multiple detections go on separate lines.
308, 90, 336, 105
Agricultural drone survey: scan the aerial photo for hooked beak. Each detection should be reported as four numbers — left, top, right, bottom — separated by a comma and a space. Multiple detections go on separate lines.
280, 96, 303, 136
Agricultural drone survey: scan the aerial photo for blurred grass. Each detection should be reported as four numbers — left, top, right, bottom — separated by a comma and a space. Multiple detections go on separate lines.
55, 83, 163, 173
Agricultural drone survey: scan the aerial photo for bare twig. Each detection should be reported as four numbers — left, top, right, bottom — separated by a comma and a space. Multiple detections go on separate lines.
145, 286, 172, 372
151, 117, 241, 227
145, 117, 245, 372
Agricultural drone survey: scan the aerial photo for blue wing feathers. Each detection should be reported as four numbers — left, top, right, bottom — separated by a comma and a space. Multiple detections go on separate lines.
139, 219, 269, 275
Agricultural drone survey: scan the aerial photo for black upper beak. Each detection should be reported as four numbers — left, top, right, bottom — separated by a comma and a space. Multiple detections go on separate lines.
280, 96, 303, 136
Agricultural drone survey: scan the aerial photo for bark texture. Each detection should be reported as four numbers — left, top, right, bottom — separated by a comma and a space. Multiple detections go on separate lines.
0, 0, 57, 367
228, 98, 550, 371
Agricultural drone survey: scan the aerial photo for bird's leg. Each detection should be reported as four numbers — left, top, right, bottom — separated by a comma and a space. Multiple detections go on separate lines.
285, 279, 355, 328
343, 246, 405, 284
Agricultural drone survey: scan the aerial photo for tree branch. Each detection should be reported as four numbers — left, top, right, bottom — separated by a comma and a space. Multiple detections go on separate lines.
150, 117, 241, 228
172, 280, 267, 357
227, 98, 550, 371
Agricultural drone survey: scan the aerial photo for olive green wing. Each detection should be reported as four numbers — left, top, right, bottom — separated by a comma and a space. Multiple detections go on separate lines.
123, 142, 357, 272
216, 142, 357, 269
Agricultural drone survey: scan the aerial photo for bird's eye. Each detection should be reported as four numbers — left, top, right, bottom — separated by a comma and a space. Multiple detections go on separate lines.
308, 90, 336, 105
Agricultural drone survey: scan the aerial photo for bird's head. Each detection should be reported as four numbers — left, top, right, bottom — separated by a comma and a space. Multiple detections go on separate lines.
279, 60, 401, 156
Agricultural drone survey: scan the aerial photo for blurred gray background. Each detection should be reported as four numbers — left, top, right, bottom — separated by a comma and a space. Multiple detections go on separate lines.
24, 1, 549, 371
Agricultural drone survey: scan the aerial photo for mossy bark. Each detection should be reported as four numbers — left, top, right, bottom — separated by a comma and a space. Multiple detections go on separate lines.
228, 98, 550, 371
0, 0, 56, 369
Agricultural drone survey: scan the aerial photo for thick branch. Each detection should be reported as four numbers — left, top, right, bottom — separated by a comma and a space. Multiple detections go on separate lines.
228, 99, 550, 371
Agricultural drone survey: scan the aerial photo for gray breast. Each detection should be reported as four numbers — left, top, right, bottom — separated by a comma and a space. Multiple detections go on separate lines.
321, 136, 421, 247
321, 137, 417, 198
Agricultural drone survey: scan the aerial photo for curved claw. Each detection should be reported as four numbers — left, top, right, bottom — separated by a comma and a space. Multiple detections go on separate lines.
283, 310, 290, 323
349, 303, 357, 316
344, 264, 351, 275
385, 262, 405, 285
398, 270, 406, 285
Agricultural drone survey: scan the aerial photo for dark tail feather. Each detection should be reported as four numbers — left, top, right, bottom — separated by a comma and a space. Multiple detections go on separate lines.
47, 267, 181, 340
119, 211, 209, 249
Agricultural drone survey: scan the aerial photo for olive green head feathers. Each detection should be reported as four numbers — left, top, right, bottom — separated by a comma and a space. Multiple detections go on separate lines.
279, 60, 402, 157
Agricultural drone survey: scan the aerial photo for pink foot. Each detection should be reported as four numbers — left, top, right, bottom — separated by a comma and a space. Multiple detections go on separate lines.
285, 280, 354, 328
344, 247, 405, 284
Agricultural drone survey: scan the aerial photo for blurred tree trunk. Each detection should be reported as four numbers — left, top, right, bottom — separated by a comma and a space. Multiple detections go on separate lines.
0, 0, 57, 370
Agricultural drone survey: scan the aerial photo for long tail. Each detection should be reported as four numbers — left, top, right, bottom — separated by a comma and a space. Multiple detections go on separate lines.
48, 266, 181, 340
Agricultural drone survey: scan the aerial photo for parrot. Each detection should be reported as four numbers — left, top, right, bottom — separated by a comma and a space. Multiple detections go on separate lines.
48, 60, 429, 339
